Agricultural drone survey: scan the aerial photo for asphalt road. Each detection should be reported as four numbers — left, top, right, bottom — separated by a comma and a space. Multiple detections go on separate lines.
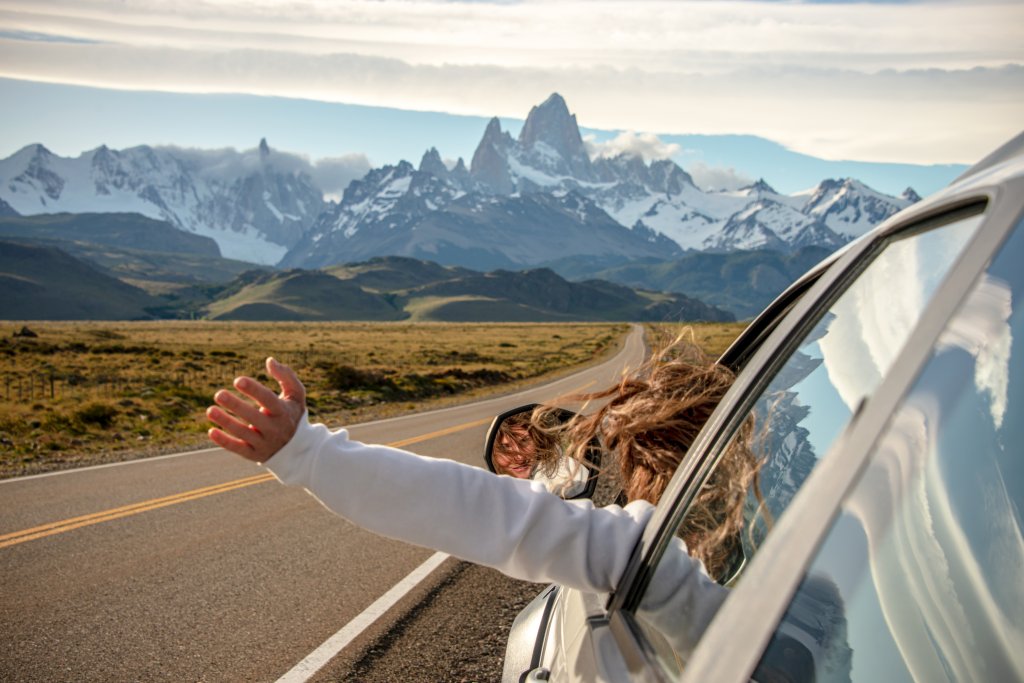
0, 325, 646, 682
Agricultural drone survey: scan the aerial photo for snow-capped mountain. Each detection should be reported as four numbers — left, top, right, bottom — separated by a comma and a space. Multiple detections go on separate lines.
0, 139, 325, 264
0, 93, 915, 270
281, 149, 680, 270
460, 93, 914, 254
284, 93, 913, 270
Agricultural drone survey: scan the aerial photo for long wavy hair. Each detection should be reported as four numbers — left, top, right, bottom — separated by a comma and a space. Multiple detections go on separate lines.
544, 330, 761, 582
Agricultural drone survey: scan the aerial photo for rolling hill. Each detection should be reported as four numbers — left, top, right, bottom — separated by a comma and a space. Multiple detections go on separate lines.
205, 269, 406, 321
203, 257, 734, 323
0, 240, 159, 320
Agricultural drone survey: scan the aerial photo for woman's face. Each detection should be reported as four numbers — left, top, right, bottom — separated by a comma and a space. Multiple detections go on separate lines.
493, 432, 536, 479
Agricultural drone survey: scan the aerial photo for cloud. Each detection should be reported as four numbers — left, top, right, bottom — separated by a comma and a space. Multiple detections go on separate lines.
585, 131, 680, 162
686, 163, 756, 192
0, 1, 1021, 164
159, 143, 370, 197
308, 154, 373, 198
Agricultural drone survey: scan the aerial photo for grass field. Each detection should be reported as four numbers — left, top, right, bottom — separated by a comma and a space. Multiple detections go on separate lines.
0, 320, 746, 478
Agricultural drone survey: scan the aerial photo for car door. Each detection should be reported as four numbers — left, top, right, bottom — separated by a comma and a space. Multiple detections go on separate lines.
586, 159, 1023, 682
548, 164, 1022, 681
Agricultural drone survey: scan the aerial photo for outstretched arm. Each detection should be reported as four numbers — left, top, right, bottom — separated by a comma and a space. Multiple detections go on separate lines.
206, 357, 306, 463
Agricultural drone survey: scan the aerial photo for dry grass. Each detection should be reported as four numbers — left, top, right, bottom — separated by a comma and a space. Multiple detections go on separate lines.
644, 322, 750, 358
0, 321, 630, 478
0, 321, 748, 479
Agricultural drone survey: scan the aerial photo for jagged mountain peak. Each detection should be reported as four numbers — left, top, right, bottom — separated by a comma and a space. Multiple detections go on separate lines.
479, 117, 511, 147
517, 92, 589, 175
519, 94, 573, 143
743, 179, 778, 195
259, 137, 271, 160
470, 117, 515, 194
648, 159, 696, 194
419, 147, 448, 178
29, 143, 54, 158
902, 187, 922, 203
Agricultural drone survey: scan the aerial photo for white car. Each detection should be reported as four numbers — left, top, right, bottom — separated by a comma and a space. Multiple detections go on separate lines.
485, 131, 1024, 683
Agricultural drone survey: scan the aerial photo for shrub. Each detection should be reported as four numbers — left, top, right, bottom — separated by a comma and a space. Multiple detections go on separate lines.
74, 403, 119, 429
323, 364, 396, 393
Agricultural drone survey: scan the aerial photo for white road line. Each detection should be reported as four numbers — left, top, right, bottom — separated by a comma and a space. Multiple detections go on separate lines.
0, 446, 225, 484
275, 551, 451, 683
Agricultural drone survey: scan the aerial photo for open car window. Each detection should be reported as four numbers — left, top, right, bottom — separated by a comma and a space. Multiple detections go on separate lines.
628, 206, 987, 676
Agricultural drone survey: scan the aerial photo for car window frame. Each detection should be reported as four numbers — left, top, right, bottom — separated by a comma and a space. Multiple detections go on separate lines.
600, 175, 1023, 681
677, 179, 1024, 682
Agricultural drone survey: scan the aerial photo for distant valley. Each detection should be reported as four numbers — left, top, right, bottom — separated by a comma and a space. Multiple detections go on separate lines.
0, 213, 733, 322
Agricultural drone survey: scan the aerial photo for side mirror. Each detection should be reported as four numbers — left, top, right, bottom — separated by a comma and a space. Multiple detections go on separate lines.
483, 403, 601, 500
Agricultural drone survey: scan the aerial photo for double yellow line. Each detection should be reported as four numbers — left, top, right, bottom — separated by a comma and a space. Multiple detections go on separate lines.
1, 417, 493, 551
0, 473, 275, 550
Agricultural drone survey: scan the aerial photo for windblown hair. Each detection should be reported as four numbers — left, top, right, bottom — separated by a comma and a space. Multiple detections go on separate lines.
546, 331, 760, 582
495, 411, 563, 477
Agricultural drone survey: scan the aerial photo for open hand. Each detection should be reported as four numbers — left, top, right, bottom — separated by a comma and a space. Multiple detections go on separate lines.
207, 357, 306, 463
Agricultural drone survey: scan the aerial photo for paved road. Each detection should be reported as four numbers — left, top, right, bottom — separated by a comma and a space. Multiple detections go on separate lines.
0, 325, 645, 682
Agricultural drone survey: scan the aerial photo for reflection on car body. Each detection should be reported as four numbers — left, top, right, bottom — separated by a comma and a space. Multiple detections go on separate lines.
488, 132, 1024, 683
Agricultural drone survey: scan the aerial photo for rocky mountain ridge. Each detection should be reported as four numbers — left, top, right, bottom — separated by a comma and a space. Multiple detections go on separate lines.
0, 140, 325, 264
0, 94, 916, 271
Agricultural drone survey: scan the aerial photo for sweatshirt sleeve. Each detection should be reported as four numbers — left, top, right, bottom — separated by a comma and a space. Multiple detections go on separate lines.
264, 414, 647, 593
264, 412, 726, 647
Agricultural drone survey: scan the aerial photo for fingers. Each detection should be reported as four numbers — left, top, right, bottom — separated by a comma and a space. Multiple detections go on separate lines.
213, 388, 265, 426
233, 376, 283, 416
266, 357, 306, 403
206, 404, 262, 443
208, 361, 306, 463
207, 426, 257, 460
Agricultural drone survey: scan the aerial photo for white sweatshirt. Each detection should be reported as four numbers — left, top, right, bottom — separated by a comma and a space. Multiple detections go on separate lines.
264, 415, 728, 656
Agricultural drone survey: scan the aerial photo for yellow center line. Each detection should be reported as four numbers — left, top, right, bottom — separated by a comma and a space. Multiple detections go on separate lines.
2, 417, 490, 549
386, 417, 491, 448
0, 474, 275, 549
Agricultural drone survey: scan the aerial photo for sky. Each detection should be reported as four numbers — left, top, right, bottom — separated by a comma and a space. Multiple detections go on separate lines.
0, 0, 1021, 186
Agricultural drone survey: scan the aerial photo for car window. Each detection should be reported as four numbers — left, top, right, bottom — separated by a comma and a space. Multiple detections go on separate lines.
630, 207, 986, 674
753, 217, 1023, 683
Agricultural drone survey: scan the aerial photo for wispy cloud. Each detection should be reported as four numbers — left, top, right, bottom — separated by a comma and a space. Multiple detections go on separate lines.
687, 163, 756, 193
0, 0, 1021, 163
586, 132, 681, 162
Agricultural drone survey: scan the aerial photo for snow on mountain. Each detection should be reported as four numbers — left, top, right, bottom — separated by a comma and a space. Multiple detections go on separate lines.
0, 140, 325, 264
801, 177, 912, 239
281, 156, 679, 270
0, 93, 916, 270
455, 94, 913, 255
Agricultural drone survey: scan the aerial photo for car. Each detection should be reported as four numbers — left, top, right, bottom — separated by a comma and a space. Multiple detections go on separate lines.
483, 130, 1024, 683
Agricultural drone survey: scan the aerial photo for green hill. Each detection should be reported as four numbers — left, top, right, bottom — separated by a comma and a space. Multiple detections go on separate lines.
205, 270, 407, 321
0, 212, 220, 256
326, 256, 477, 292
0, 240, 159, 320
0, 213, 260, 297
405, 268, 734, 322
203, 259, 735, 323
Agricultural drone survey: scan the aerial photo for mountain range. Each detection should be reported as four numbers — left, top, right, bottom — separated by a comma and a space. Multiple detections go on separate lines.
0, 94, 916, 273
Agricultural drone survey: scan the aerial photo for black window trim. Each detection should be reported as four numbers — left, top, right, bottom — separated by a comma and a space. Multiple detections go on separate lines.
600, 172, 1024, 680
